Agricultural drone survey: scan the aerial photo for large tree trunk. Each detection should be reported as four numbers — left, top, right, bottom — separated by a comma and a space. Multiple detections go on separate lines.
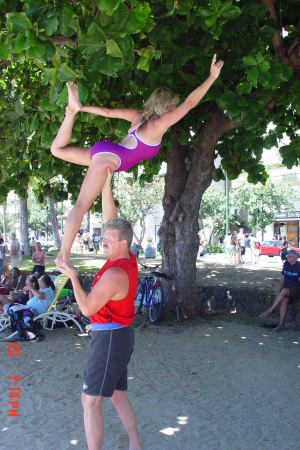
20, 198, 31, 256
159, 108, 239, 317
2, 201, 7, 242
48, 197, 61, 248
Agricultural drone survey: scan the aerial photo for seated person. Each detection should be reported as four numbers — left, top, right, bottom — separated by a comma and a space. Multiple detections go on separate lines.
144, 237, 156, 259
259, 249, 300, 331
0, 267, 20, 295
131, 242, 143, 258
0, 275, 39, 311
26, 274, 55, 316
32, 241, 46, 277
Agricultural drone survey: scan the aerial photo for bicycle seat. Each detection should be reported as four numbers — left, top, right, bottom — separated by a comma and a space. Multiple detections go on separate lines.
151, 271, 168, 279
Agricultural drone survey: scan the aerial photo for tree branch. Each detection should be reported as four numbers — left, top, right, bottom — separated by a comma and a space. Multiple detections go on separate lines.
52, 35, 76, 48
262, 0, 300, 70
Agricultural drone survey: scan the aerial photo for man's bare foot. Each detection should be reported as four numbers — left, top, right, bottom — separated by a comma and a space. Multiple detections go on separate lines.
259, 311, 270, 320
66, 82, 82, 113
274, 324, 285, 332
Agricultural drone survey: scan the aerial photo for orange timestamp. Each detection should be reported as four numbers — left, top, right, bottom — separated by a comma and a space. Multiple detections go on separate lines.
8, 342, 21, 417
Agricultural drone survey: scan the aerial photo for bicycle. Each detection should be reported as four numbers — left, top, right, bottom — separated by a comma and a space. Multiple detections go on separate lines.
135, 262, 167, 324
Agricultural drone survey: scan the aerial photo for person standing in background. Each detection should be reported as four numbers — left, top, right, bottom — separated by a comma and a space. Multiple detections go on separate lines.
10, 232, 22, 268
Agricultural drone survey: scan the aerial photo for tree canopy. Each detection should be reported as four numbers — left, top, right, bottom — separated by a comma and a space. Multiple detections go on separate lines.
0, 0, 299, 314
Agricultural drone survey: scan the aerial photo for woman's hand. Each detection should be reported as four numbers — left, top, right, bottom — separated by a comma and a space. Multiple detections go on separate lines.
210, 54, 224, 81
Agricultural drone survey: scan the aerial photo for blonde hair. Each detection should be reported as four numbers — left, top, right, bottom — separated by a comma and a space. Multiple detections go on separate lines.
141, 88, 179, 122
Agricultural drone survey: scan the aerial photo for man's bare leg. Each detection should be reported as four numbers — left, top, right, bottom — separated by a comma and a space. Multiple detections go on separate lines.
274, 296, 289, 331
111, 390, 142, 450
259, 288, 289, 319
82, 393, 104, 450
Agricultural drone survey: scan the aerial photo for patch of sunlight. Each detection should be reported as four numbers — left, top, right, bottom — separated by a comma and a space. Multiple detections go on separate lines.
262, 334, 269, 337
241, 336, 247, 340
298, 365, 300, 369
70, 440, 78, 445
160, 427, 180, 436
74, 343, 81, 346
259, 342, 264, 346
36, 359, 41, 362
177, 416, 188, 425
217, 326, 223, 329
230, 308, 237, 314
128, 377, 134, 380
1, 428, 8, 432
293, 342, 299, 345
224, 340, 228, 343
77, 333, 88, 337
204, 333, 210, 337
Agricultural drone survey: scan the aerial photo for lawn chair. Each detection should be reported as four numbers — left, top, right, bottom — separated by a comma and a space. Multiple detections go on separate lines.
1, 274, 84, 341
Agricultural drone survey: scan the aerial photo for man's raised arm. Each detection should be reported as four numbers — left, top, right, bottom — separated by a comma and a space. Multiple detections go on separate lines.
102, 169, 117, 223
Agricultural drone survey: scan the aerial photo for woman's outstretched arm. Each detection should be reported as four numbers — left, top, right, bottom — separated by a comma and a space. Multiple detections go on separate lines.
155, 54, 224, 133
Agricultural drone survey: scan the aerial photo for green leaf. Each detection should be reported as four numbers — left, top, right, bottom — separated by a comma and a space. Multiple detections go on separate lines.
77, 82, 89, 104
237, 82, 252, 95
6, 12, 32, 33
198, 8, 213, 17
259, 25, 276, 40
12, 32, 26, 54
205, 15, 217, 28
106, 39, 123, 58
27, 42, 46, 58
57, 64, 77, 82
133, 2, 151, 22
41, 68, 56, 86
78, 34, 106, 57
247, 66, 258, 85
209, 0, 221, 12
45, 16, 59, 36
30, 113, 39, 132
220, 4, 241, 20
259, 60, 270, 73
55, 86, 68, 106
137, 47, 154, 72
243, 55, 257, 66
59, 6, 78, 37
98, 0, 122, 16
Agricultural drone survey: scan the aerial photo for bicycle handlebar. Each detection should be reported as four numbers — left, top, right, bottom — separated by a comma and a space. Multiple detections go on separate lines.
138, 261, 161, 270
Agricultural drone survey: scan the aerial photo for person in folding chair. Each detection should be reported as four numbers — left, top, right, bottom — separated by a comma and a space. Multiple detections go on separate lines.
59, 169, 141, 450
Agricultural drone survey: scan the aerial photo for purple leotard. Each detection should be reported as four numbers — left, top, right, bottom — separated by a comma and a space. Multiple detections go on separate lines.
90, 122, 161, 172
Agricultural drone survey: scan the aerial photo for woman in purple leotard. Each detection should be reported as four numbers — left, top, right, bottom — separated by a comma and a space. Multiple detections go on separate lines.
51, 55, 223, 268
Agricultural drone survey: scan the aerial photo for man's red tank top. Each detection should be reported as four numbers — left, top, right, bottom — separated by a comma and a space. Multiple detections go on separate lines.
90, 251, 138, 326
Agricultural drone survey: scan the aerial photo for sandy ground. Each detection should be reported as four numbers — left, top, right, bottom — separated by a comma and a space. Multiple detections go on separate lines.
1, 316, 300, 450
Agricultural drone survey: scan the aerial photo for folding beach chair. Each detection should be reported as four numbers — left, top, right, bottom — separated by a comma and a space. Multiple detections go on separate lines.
1, 274, 84, 341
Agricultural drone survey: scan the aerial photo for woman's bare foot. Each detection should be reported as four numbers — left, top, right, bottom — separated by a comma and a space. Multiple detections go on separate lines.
274, 324, 285, 332
66, 82, 82, 113
55, 252, 70, 270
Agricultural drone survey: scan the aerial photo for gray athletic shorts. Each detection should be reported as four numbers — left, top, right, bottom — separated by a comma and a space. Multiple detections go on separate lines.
83, 327, 134, 397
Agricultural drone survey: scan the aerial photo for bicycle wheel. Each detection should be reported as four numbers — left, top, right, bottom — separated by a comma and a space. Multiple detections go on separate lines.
135, 281, 145, 314
147, 283, 164, 324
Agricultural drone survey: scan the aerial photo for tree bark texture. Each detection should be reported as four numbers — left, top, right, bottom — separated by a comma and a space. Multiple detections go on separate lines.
20, 198, 31, 256
48, 197, 61, 248
159, 108, 240, 317
2, 202, 7, 242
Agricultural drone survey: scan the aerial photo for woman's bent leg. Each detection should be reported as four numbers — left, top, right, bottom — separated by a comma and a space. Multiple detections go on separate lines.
56, 156, 119, 268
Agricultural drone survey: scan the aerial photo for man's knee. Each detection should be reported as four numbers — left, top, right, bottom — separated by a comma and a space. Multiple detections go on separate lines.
111, 390, 127, 408
82, 393, 103, 411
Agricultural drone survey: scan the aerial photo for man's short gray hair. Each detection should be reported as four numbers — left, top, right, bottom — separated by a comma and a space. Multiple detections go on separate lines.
105, 219, 133, 248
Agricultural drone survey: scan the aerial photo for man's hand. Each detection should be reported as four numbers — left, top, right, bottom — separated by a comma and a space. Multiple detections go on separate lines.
210, 54, 224, 81
58, 259, 77, 279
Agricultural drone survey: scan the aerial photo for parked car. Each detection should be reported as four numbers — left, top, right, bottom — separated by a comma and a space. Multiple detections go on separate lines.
259, 240, 300, 257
